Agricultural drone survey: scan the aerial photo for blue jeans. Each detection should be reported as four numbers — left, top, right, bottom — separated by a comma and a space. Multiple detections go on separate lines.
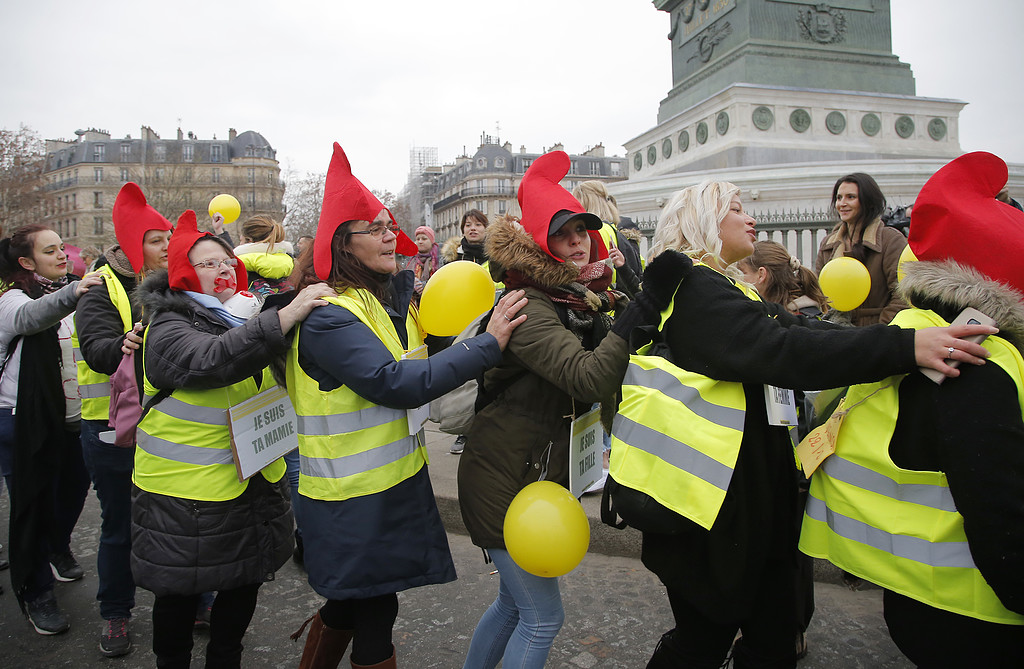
463, 548, 564, 669
81, 419, 136, 619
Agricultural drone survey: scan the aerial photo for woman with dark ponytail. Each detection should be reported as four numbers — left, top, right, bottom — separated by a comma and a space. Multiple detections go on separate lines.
0, 225, 102, 635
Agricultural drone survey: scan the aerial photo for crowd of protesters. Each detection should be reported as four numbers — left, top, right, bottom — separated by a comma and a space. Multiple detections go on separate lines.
0, 145, 1021, 669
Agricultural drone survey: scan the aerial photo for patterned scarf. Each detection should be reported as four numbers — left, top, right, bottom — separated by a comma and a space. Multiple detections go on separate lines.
34, 273, 70, 295
504, 260, 621, 345
408, 244, 439, 281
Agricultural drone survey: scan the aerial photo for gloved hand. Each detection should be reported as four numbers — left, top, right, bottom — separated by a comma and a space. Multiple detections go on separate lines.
640, 250, 693, 312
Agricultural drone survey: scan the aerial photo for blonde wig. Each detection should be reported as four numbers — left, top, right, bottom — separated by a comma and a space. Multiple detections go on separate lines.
572, 180, 620, 224
650, 180, 742, 279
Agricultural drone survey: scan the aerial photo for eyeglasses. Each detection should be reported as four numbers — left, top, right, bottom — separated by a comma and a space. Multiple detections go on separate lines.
348, 223, 400, 239
192, 257, 238, 270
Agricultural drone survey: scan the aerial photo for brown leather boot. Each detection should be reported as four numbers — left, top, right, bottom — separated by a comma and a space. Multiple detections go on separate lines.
350, 645, 396, 669
292, 611, 353, 669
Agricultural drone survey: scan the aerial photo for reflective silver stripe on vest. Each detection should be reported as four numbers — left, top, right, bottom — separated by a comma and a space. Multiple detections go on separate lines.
297, 404, 405, 436
300, 434, 419, 480
136, 431, 235, 466
623, 363, 745, 432
79, 382, 112, 399
73, 346, 82, 362
612, 413, 734, 492
805, 494, 976, 569
821, 455, 958, 513
151, 396, 229, 426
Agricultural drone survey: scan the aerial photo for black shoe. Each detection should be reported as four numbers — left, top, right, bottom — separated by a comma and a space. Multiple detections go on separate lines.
450, 435, 467, 455
100, 617, 131, 657
194, 605, 211, 630
0, 556, 8, 571
50, 551, 84, 582
25, 591, 70, 635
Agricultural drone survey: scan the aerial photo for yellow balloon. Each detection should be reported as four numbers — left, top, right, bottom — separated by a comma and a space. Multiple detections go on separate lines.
208, 194, 241, 224
896, 244, 917, 283
419, 261, 495, 336
503, 481, 590, 578
819, 256, 871, 311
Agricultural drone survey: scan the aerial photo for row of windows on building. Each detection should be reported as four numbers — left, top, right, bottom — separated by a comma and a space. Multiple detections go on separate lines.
435, 157, 622, 191
48, 166, 277, 189
54, 143, 228, 168
48, 189, 264, 218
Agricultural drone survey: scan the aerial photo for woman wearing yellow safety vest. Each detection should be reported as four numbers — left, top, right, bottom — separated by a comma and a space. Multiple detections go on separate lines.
132, 209, 332, 669
72, 182, 173, 656
285, 143, 527, 669
611, 180, 996, 669
800, 152, 1024, 667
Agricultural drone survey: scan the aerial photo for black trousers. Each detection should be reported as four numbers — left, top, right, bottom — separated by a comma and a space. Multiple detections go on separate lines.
152, 583, 260, 669
320, 593, 398, 665
652, 558, 797, 669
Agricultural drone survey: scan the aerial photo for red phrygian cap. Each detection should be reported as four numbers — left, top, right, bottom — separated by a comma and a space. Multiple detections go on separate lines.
112, 182, 174, 273
314, 143, 417, 280
516, 151, 607, 263
167, 209, 247, 294
910, 151, 1024, 294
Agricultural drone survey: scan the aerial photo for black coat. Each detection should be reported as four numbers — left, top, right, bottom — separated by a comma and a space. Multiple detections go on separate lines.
129, 271, 293, 597
641, 263, 916, 621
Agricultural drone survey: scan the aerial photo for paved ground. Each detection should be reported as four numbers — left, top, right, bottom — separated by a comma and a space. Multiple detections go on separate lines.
0, 425, 913, 668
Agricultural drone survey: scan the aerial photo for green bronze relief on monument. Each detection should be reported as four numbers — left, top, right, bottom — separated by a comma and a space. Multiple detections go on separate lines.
895, 115, 915, 138
861, 113, 881, 136
648, 145, 658, 165
927, 118, 947, 141
826, 111, 846, 135
752, 106, 774, 131
634, 152, 643, 171
696, 121, 709, 144
716, 112, 730, 136
662, 138, 673, 159
790, 109, 811, 133
679, 130, 690, 152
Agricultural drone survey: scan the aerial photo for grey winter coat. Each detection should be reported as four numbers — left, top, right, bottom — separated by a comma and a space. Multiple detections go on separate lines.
129, 270, 293, 597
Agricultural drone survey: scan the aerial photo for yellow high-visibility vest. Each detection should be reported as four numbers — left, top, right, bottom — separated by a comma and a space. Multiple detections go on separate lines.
800, 307, 1024, 625
72, 264, 133, 421
610, 263, 759, 529
285, 288, 428, 502
133, 326, 284, 502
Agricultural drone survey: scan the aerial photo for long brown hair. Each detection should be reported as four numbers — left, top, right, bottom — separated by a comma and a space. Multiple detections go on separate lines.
0, 224, 54, 297
289, 222, 390, 302
739, 240, 828, 312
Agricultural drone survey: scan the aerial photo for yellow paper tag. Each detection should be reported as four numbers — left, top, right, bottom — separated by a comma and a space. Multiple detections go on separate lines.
795, 400, 847, 477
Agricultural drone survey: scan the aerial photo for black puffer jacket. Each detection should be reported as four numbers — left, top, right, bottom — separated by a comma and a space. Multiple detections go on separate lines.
129, 270, 293, 597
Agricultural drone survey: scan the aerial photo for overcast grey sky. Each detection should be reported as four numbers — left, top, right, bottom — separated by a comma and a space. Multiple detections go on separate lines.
2, 0, 1021, 193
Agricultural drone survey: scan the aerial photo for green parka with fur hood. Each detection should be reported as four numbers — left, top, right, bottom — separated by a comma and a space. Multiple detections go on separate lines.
456, 217, 630, 550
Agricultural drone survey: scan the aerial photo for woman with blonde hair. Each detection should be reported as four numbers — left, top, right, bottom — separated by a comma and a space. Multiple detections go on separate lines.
738, 240, 829, 317
610, 179, 996, 668
234, 214, 294, 297
573, 181, 642, 294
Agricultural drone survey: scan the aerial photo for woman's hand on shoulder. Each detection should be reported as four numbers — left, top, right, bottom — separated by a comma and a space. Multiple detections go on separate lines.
277, 283, 334, 334
74, 271, 105, 298
914, 323, 998, 378
484, 289, 528, 351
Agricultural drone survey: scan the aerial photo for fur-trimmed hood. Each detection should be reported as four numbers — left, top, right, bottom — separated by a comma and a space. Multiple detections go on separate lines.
485, 216, 583, 289
440, 236, 462, 264
899, 259, 1024, 351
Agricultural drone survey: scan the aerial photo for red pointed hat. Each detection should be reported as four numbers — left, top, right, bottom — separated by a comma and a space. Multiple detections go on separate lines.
168, 209, 248, 294
516, 151, 605, 262
910, 151, 1024, 293
314, 143, 417, 280
112, 182, 174, 273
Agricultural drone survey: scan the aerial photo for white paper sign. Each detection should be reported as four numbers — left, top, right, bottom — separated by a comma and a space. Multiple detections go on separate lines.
228, 385, 299, 482
569, 407, 603, 498
763, 384, 798, 426
402, 344, 430, 435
